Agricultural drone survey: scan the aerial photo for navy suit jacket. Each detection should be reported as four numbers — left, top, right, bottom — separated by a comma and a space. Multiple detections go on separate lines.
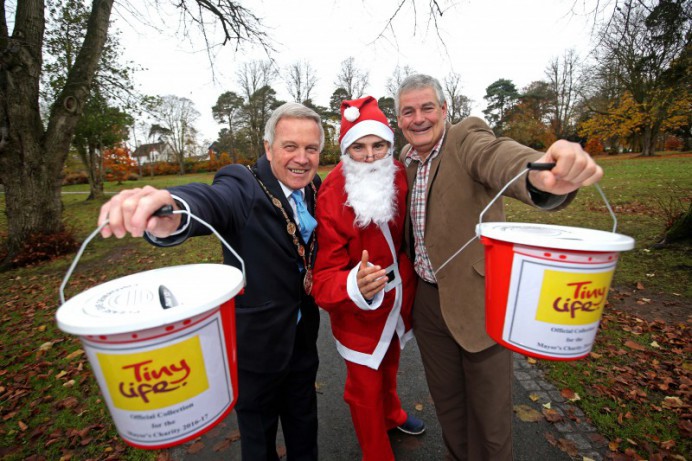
149, 155, 320, 374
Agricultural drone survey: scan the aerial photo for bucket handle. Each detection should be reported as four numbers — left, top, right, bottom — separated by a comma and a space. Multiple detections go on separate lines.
434, 162, 618, 277
59, 206, 246, 305
478, 162, 618, 232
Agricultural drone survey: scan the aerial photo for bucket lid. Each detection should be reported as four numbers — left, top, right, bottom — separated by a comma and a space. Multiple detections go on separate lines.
476, 222, 635, 252
57, 264, 243, 336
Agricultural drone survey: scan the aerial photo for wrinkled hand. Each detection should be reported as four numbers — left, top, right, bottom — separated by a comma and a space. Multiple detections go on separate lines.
356, 250, 387, 300
528, 140, 604, 196
98, 186, 181, 239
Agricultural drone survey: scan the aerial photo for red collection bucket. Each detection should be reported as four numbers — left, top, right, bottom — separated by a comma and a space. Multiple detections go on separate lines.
443, 162, 635, 361
57, 209, 245, 449
477, 222, 633, 360
474, 163, 634, 360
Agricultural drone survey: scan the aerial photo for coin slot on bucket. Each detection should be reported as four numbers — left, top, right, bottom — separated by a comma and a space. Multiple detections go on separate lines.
159, 285, 178, 309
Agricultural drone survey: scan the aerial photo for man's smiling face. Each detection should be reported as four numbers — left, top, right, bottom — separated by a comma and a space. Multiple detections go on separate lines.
265, 117, 321, 190
397, 86, 447, 160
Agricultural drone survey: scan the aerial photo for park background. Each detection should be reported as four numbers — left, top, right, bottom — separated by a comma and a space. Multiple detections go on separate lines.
1, 0, 690, 460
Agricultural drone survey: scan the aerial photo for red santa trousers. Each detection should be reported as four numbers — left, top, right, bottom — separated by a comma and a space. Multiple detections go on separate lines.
343, 337, 408, 461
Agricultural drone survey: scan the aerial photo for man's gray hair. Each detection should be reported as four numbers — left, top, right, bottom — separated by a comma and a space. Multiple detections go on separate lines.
395, 74, 446, 115
263, 102, 325, 151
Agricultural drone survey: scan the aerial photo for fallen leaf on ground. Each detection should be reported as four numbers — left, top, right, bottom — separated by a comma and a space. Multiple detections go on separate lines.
543, 408, 564, 422
213, 438, 233, 452
662, 396, 684, 409
65, 349, 84, 360
187, 441, 205, 454
624, 340, 647, 351
55, 397, 79, 409
660, 440, 675, 449
514, 404, 543, 422
560, 388, 580, 402
557, 438, 579, 456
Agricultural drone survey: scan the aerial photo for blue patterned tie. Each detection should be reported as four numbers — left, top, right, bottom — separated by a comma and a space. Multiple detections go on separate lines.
291, 190, 317, 243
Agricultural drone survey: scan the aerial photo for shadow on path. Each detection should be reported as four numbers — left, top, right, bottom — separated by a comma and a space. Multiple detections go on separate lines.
170, 310, 609, 460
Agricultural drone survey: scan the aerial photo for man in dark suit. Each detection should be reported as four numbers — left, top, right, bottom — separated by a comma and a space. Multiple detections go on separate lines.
99, 102, 323, 461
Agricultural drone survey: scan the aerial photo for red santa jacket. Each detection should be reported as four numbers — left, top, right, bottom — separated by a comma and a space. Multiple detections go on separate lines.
312, 161, 416, 369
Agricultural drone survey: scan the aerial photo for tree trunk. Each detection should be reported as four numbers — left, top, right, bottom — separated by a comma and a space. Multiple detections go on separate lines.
640, 121, 662, 157
1, 138, 65, 264
0, 0, 114, 267
664, 204, 691, 244
640, 126, 655, 156
177, 152, 186, 175
76, 143, 104, 201
86, 145, 104, 200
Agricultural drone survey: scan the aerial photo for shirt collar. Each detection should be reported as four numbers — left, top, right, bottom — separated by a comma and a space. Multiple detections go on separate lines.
278, 181, 301, 200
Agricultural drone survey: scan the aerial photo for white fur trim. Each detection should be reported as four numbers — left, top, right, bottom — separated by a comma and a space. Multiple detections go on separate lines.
340, 119, 394, 154
344, 106, 360, 122
347, 263, 384, 311
399, 328, 414, 348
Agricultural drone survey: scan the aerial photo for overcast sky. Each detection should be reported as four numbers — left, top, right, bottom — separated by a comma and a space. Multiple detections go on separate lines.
113, 0, 602, 143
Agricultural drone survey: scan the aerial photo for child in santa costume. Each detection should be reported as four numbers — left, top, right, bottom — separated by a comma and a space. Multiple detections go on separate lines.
312, 96, 425, 461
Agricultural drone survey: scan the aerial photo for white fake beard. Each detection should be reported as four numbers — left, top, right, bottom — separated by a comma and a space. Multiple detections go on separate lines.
341, 154, 397, 228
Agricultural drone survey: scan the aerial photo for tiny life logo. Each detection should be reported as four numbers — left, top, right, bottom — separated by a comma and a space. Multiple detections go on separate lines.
98, 335, 209, 410
535, 269, 615, 325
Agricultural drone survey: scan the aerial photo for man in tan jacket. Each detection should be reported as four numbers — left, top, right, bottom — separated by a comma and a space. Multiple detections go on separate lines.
396, 74, 603, 460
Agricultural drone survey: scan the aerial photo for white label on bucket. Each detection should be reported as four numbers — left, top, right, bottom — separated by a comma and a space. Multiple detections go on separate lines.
82, 309, 233, 447
501, 245, 617, 358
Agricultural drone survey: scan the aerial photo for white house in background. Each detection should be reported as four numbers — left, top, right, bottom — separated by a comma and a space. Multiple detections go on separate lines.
132, 141, 176, 164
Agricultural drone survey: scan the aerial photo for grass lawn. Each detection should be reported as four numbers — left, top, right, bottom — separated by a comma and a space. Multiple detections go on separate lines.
0, 153, 690, 460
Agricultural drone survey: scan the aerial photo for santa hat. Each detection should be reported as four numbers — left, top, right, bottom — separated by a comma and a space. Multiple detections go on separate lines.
339, 96, 394, 155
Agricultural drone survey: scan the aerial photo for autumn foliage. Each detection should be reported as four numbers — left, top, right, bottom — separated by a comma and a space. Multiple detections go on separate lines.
1, 230, 79, 268
102, 145, 137, 183
578, 91, 691, 154
585, 138, 606, 156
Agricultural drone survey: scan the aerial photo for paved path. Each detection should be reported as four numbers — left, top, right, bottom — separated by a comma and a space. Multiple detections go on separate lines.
170, 310, 609, 460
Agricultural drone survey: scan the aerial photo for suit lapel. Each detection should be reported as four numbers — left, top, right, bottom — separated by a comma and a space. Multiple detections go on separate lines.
256, 156, 294, 216
424, 123, 450, 203
402, 147, 418, 259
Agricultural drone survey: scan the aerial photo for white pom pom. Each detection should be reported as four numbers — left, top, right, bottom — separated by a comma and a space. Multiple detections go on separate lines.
344, 106, 360, 122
